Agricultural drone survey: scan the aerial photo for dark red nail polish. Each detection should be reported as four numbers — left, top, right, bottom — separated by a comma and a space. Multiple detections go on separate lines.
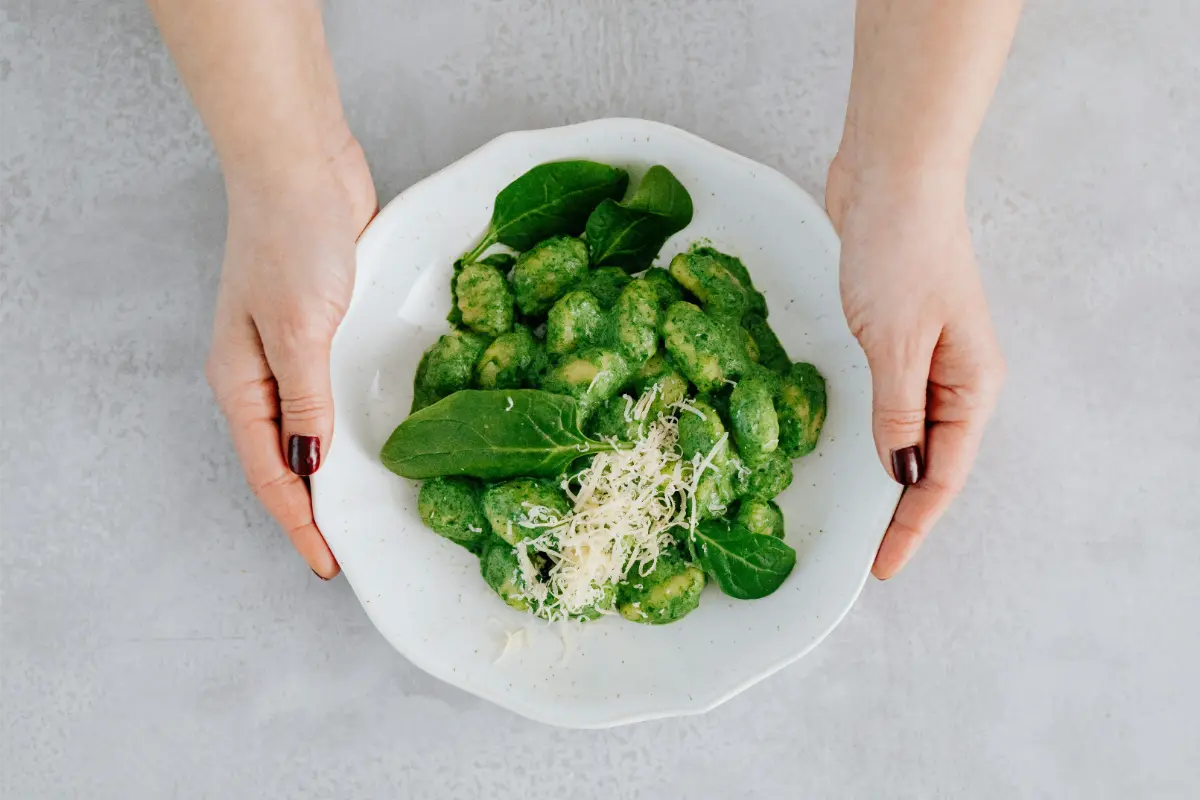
288, 435, 320, 476
891, 445, 924, 486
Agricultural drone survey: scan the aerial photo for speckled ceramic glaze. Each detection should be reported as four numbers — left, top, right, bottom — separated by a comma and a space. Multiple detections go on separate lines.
312, 119, 901, 727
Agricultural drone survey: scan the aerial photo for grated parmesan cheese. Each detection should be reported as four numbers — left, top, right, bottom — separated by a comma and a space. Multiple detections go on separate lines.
586, 370, 610, 393
674, 399, 708, 420
494, 627, 527, 663
511, 408, 705, 621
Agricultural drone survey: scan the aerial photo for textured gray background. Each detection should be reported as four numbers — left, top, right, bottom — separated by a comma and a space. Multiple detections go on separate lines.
2, 1, 1198, 798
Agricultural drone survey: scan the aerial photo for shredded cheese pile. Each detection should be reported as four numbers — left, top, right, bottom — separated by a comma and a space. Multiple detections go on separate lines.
509, 386, 730, 621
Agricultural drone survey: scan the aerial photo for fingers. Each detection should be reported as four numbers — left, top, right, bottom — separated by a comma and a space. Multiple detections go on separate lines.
258, 304, 340, 480
207, 309, 340, 578
863, 328, 940, 483
871, 325, 1005, 579
872, 416, 983, 579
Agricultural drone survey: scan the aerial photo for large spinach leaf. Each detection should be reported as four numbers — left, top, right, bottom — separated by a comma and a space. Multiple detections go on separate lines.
465, 161, 629, 262
690, 517, 796, 599
585, 165, 694, 272
380, 389, 617, 480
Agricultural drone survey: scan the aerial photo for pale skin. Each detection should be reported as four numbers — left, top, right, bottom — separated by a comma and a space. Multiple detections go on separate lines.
148, 0, 1018, 580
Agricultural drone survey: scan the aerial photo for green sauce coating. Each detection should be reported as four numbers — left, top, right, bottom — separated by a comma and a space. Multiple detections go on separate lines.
455, 261, 514, 337
662, 301, 751, 393
735, 449, 794, 500
729, 374, 780, 462
418, 477, 490, 552
580, 266, 632, 310
474, 325, 546, 389
545, 290, 610, 356
735, 498, 785, 539
614, 279, 662, 366
617, 550, 705, 625
479, 537, 533, 611
411, 329, 492, 412
510, 235, 590, 316
540, 347, 632, 422
481, 478, 572, 545
777, 362, 827, 457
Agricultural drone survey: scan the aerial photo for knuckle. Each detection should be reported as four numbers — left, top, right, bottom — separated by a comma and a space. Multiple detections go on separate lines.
888, 517, 926, 542
268, 300, 343, 357
248, 467, 296, 500
209, 372, 276, 421
875, 407, 926, 435
278, 392, 331, 421
919, 472, 963, 498
273, 314, 333, 356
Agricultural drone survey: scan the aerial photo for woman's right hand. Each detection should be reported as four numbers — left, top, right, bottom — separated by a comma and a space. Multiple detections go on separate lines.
206, 136, 377, 579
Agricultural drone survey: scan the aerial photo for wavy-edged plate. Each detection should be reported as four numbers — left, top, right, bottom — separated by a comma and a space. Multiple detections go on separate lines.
312, 118, 900, 728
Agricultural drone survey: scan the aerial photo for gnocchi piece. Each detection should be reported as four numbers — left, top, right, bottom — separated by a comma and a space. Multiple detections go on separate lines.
454, 260, 514, 337
690, 246, 767, 317
735, 449, 794, 500
510, 235, 590, 316
735, 498, 785, 539
634, 354, 689, 420
580, 266, 632, 309
743, 313, 790, 374
545, 290, 609, 355
418, 477, 490, 552
481, 478, 572, 545
777, 362, 827, 457
540, 348, 632, 421
617, 550, 705, 624
638, 267, 685, 309
662, 301, 751, 392
588, 394, 641, 441
729, 374, 780, 462
677, 398, 727, 461
473, 325, 546, 389
668, 250, 750, 319
411, 329, 492, 412
614, 279, 661, 365
479, 537, 534, 611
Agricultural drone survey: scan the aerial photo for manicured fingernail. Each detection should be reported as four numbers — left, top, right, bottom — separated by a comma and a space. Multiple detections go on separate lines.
288, 435, 320, 476
890, 445, 924, 486
311, 568, 331, 582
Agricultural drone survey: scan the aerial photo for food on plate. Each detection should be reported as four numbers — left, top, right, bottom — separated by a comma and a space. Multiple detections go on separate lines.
381, 160, 826, 624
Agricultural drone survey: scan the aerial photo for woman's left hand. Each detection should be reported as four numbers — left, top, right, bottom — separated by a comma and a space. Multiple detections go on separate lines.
826, 157, 1007, 579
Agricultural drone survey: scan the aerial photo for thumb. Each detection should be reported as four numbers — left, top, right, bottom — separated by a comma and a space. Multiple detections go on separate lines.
262, 314, 338, 477
865, 334, 937, 486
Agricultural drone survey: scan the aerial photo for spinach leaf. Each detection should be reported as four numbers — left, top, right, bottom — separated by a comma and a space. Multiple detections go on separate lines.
380, 389, 618, 480
446, 258, 465, 325
585, 165, 694, 272
465, 161, 629, 262
690, 518, 796, 599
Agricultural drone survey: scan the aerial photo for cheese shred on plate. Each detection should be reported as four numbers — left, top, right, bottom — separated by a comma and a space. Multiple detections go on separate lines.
510, 389, 724, 621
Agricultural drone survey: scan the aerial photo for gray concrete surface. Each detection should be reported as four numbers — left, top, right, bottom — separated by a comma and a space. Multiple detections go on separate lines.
3, 1, 1198, 797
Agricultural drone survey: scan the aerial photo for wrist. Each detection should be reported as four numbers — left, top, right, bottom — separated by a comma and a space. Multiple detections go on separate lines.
222, 128, 377, 239
826, 148, 967, 234
220, 117, 358, 199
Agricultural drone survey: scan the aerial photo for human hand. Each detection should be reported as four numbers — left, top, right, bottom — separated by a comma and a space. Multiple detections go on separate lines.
206, 137, 377, 579
826, 156, 1006, 579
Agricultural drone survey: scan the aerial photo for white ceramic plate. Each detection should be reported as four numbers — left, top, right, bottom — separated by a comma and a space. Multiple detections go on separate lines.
313, 118, 900, 728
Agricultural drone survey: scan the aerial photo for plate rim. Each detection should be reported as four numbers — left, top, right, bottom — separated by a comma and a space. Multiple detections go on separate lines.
314, 117, 894, 728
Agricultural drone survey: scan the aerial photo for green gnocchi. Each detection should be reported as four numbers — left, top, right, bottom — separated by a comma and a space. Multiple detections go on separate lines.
390, 160, 828, 625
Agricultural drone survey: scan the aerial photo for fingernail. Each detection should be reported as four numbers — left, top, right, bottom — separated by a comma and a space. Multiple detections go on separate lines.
890, 445, 924, 486
311, 568, 331, 582
288, 435, 320, 476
